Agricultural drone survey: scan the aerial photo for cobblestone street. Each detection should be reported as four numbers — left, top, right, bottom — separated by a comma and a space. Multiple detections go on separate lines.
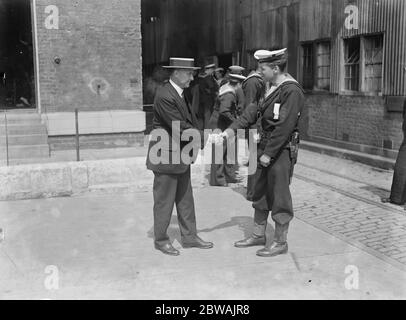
238, 149, 406, 270
1, 148, 406, 299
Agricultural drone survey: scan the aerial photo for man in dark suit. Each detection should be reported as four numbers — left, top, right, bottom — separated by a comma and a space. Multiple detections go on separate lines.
197, 64, 219, 130
146, 57, 214, 256
382, 100, 406, 208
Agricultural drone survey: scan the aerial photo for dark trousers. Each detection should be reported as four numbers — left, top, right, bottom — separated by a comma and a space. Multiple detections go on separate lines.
198, 108, 213, 130
251, 149, 294, 225
246, 131, 257, 200
246, 174, 256, 200
153, 167, 197, 246
390, 141, 406, 204
210, 138, 237, 186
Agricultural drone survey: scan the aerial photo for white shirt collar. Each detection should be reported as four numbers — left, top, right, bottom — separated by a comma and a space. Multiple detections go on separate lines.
169, 79, 184, 98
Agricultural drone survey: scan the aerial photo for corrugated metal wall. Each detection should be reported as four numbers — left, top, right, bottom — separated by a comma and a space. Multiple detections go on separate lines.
142, 0, 406, 96
299, 0, 406, 95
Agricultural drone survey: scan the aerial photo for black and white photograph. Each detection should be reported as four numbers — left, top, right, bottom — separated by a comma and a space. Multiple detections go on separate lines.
0, 0, 406, 303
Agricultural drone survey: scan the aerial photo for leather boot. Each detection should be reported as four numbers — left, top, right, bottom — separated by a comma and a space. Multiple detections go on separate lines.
256, 222, 289, 257
234, 222, 266, 248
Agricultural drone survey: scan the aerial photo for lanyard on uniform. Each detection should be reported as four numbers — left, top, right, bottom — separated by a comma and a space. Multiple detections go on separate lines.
257, 87, 281, 121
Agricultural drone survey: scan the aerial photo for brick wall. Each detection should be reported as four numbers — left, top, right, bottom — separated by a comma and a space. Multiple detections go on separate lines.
35, 0, 142, 113
49, 132, 146, 151
301, 94, 404, 151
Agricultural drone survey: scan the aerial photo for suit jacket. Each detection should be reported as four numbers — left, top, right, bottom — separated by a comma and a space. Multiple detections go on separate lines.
230, 80, 304, 160
146, 81, 204, 174
198, 74, 218, 117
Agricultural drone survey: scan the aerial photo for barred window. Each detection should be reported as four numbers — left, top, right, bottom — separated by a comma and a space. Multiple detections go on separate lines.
342, 35, 383, 93
301, 43, 314, 90
315, 42, 331, 91
364, 35, 383, 93
344, 37, 360, 91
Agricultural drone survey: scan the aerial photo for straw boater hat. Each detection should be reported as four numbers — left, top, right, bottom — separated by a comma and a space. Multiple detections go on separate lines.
163, 57, 201, 70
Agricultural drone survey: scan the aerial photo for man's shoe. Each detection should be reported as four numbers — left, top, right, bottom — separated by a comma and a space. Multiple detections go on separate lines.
182, 236, 214, 249
154, 243, 180, 256
381, 197, 393, 203
234, 236, 266, 248
256, 242, 288, 257
381, 197, 404, 205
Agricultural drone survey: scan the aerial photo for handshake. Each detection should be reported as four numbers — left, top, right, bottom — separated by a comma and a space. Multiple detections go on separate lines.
208, 132, 229, 145
207, 130, 261, 145
207, 130, 261, 146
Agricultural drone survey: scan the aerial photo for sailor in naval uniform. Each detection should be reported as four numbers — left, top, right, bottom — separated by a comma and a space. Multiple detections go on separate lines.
228, 65, 246, 116
208, 73, 246, 186
242, 66, 266, 201
221, 49, 305, 257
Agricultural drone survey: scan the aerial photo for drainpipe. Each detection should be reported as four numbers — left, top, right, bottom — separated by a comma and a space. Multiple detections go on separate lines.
32, 0, 42, 115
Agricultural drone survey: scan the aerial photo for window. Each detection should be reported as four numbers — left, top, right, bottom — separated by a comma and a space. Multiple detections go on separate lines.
364, 35, 383, 93
343, 34, 383, 93
315, 42, 331, 90
344, 37, 360, 91
301, 41, 331, 91
302, 43, 314, 90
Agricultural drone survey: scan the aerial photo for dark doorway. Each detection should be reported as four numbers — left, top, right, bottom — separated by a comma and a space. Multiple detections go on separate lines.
217, 53, 233, 72
0, 0, 35, 110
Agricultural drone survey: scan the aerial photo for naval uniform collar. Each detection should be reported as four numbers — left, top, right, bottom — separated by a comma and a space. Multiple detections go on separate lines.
245, 72, 262, 81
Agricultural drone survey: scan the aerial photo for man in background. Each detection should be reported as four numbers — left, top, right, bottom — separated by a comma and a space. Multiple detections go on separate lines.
382, 100, 406, 208
197, 64, 219, 130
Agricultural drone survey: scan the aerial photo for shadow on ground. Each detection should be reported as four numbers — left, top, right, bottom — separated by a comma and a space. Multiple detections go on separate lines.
360, 185, 392, 200
147, 215, 275, 246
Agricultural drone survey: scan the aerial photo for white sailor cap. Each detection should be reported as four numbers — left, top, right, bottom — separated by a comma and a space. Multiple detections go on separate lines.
229, 73, 246, 83
205, 63, 216, 69
228, 65, 245, 75
254, 48, 287, 63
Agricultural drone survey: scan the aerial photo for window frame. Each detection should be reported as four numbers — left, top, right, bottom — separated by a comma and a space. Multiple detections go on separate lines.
340, 33, 384, 96
300, 41, 315, 91
300, 39, 332, 93
314, 40, 332, 92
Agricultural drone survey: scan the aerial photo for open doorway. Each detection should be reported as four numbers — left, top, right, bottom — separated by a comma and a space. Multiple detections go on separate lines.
0, 0, 35, 110
217, 53, 233, 72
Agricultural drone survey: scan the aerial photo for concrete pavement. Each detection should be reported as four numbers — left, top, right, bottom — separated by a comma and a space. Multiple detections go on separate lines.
1, 146, 406, 299
0, 186, 406, 299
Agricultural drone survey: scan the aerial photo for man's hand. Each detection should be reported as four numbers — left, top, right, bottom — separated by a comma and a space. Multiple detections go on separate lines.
259, 154, 271, 167
208, 133, 224, 145
214, 133, 225, 145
